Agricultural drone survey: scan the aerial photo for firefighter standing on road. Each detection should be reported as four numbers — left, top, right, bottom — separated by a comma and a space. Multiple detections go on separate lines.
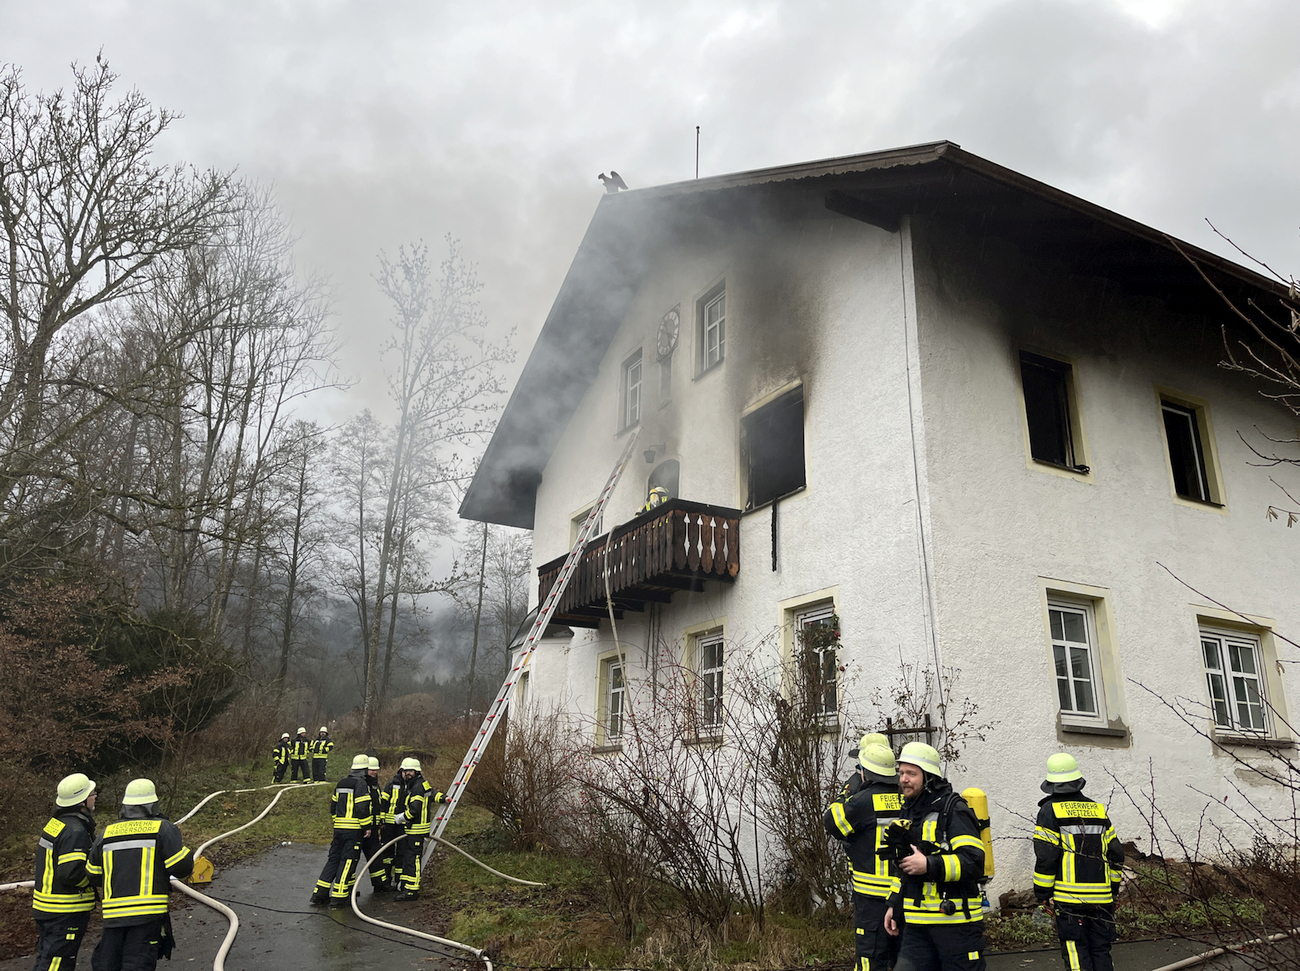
272, 733, 291, 784
393, 758, 448, 902
1034, 754, 1125, 971
310, 726, 335, 782
290, 727, 311, 782
374, 760, 408, 893
884, 742, 987, 971
825, 742, 903, 971
31, 773, 98, 971
361, 756, 386, 892
311, 754, 373, 906
86, 779, 194, 971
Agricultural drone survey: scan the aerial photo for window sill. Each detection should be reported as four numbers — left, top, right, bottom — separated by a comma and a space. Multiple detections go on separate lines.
1031, 458, 1092, 477
743, 485, 807, 516
615, 420, 640, 439
684, 732, 724, 746
591, 742, 623, 755
1173, 494, 1226, 510
1061, 721, 1128, 739
1213, 734, 1293, 750
694, 360, 724, 381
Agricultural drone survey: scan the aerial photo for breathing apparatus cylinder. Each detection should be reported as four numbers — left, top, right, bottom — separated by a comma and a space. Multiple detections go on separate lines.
962, 786, 994, 878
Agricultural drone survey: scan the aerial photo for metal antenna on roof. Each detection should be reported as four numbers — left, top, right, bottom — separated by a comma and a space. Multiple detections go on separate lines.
695, 126, 700, 179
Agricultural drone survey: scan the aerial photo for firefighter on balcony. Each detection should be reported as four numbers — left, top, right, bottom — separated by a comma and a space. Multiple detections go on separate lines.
290, 727, 310, 782
1033, 754, 1125, 971
86, 779, 194, 971
311, 754, 373, 906
31, 773, 97, 971
310, 726, 335, 782
883, 742, 987, 971
272, 732, 291, 783
825, 741, 902, 971
639, 485, 669, 515
393, 757, 449, 902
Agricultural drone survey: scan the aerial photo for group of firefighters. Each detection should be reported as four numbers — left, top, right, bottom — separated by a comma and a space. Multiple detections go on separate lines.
27, 739, 446, 971
271, 726, 336, 783
825, 737, 1124, 971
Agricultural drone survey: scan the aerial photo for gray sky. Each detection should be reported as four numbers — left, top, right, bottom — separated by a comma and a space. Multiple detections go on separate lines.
7, 0, 1299, 428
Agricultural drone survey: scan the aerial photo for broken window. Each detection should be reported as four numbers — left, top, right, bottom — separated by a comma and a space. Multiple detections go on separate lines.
741, 386, 805, 509
1020, 351, 1083, 470
1162, 400, 1212, 502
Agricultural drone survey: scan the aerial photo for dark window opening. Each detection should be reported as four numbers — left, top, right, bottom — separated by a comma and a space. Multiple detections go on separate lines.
648, 459, 680, 500
1020, 351, 1079, 469
1163, 401, 1211, 502
742, 386, 805, 509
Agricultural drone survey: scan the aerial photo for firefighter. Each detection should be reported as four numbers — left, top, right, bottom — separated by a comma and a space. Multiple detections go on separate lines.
361, 756, 386, 892
883, 742, 987, 971
272, 733, 291, 783
310, 726, 335, 782
841, 732, 892, 800
393, 758, 449, 902
86, 779, 194, 971
31, 773, 97, 971
374, 759, 409, 893
825, 742, 902, 971
290, 727, 311, 782
310, 754, 373, 906
1033, 754, 1125, 971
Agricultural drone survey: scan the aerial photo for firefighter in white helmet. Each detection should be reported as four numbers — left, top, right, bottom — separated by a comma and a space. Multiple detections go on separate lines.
310, 754, 373, 905
310, 726, 335, 782
290, 727, 311, 782
393, 757, 449, 901
825, 741, 902, 971
1034, 753, 1125, 971
272, 732, 291, 784
31, 773, 98, 971
883, 742, 987, 971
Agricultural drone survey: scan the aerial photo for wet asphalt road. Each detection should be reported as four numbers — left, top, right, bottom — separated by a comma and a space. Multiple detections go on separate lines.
1, 844, 462, 970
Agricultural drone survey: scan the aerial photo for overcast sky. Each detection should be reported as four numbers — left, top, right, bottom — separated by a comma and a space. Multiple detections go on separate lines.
6, 0, 1299, 430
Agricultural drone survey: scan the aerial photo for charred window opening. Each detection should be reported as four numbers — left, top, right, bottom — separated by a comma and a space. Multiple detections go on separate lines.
741, 386, 805, 510
648, 459, 679, 500
1162, 400, 1211, 502
1020, 351, 1084, 471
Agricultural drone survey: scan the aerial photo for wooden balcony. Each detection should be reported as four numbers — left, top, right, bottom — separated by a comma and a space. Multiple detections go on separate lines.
537, 498, 741, 628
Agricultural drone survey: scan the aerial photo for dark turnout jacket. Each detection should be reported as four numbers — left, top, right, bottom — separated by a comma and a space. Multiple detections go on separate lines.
87, 806, 193, 926
1033, 786, 1123, 907
888, 779, 986, 926
331, 769, 373, 831
824, 773, 903, 900
33, 807, 97, 917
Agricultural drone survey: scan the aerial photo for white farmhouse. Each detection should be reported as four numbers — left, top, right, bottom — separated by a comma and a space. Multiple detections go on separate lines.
460, 141, 1300, 898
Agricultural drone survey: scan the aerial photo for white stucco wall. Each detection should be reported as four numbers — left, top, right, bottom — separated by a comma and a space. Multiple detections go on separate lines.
910, 215, 1300, 894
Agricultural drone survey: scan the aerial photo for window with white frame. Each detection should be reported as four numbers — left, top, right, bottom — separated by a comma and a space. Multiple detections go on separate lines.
697, 632, 724, 731
602, 657, 625, 742
516, 670, 530, 715
1048, 600, 1101, 718
700, 287, 725, 371
795, 602, 838, 720
622, 350, 642, 429
1201, 629, 1268, 734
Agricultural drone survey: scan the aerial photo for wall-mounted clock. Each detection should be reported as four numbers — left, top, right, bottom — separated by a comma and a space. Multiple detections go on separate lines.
657, 307, 680, 359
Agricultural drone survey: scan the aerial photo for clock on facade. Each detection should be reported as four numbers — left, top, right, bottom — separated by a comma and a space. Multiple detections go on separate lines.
656, 307, 680, 359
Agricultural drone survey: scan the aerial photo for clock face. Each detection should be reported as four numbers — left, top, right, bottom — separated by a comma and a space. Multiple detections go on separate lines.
657, 307, 680, 359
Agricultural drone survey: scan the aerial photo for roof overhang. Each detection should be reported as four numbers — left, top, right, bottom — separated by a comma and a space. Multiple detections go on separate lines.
461, 140, 1291, 528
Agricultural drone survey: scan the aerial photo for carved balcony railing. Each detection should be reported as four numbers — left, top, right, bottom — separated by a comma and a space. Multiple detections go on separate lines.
537, 498, 741, 628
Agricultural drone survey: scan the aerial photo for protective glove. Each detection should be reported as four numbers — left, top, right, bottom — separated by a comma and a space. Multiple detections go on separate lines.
435, 792, 451, 804
394, 812, 407, 825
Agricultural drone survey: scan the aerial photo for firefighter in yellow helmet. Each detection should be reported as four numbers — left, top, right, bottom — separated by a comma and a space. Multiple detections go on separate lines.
86, 779, 194, 971
639, 486, 669, 515
310, 754, 373, 906
883, 742, 987, 971
31, 773, 97, 971
1034, 754, 1125, 971
840, 732, 891, 800
825, 742, 902, 971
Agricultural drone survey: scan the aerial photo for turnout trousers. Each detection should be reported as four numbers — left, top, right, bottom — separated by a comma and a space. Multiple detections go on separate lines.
290, 758, 310, 782
311, 758, 329, 782
272, 761, 286, 784
1055, 908, 1116, 971
33, 912, 90, 971
360, 828, 384, 890
396, 834, 425, 893
90, 917, 170, 971
853, 893, 899, 971
315, 831, 364, 901
894, 920, 986, 971
375, 823, 404, 888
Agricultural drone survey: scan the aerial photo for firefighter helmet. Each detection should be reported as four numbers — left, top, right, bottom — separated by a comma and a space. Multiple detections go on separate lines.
351, 754, 369, 770
400, 757, 421, 772
297, 727, 307, 735
281, 732, 290, 740
367, 757, 380, 771
319, 726, 329, 734
56, 773, 96, 807
859, 742, 896, 777
1046, 752, 1082, 783
122, 778, 158, 806
897, 742, 942, 777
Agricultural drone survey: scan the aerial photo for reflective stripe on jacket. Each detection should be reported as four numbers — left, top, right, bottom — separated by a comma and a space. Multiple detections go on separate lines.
309, 737, 335, 758
1033, 793, 1123, 906
272, 741, 291, 767
33, 810, 96, 916
86, 814, 193, 926
890, 782, 985, 926
405, 776, 433, 836
291, 738, 310, 760
331, 771, 373, 831
824, 776, 903, 899
380, 774, 406, 825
